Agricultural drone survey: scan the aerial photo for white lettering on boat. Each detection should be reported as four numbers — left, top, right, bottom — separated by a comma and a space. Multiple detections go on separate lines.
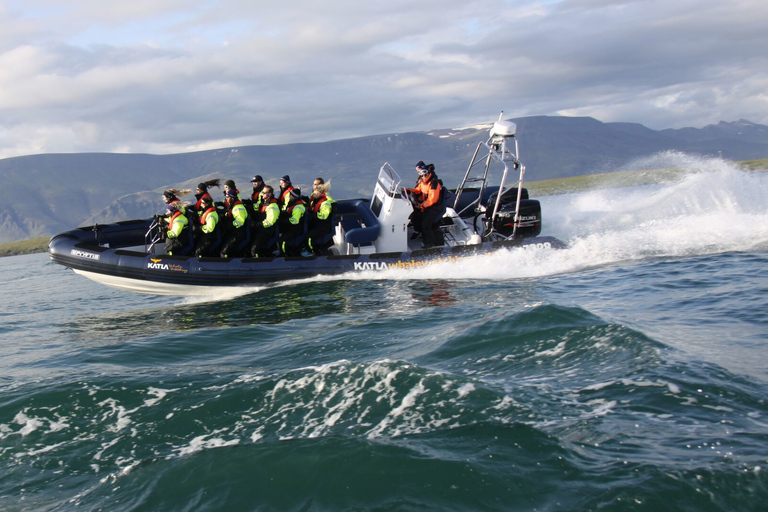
147, 258, 170, 270
70, 249, 100, 260
353, 262, 390, 271
521, 242, 552, 250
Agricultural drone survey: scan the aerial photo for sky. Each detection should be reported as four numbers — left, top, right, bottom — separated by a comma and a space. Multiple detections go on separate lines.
0, 0, 767, 159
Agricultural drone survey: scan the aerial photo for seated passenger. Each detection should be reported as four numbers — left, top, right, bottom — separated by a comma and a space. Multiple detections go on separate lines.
194, 195, 219, 257
249, 175, 265, 216
279, 188, 306, 256
193, 179, 221, 213
224, 179, 241, 201
278, 175, 294, 211
219, 189, 248, 258
248, 185, 280, 257
306, 178, 336, 255
162, 188, 190, 215
164, 202, 189, 255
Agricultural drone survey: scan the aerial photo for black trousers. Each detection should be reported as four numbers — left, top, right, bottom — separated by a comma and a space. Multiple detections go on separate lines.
165, 235, 184, 255
219, 227, 245, 257
420, 206, 444, 247
307, 220, 333, 255
249, 226, 277, 257
195, 232, 217, 257
279, 222, 305, 256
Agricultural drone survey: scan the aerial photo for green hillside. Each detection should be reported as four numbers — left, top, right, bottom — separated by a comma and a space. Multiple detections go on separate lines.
527, 158, 768, 196
0, 237, 49, 257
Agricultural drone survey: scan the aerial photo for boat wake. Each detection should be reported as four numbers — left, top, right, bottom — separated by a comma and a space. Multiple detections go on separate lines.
345, 154, 768, 283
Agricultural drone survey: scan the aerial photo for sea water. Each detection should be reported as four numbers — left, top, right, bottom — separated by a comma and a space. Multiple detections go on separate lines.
1, 154, 767, 511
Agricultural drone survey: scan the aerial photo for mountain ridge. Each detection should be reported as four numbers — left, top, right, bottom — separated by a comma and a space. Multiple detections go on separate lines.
1, 115, 766, 244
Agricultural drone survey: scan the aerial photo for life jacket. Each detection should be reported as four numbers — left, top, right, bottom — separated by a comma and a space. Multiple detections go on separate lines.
225, 199, 243, 216
279, 186, 294, 208
260, 197, 279, 212
309, 193, 335, 225
310, 194, 327, 213
285, 200, 305, 215
283, 200, 306, 227
260, 198, 280, 228
417, 173, 442, 210
168, 211, 184, 230
200, 207, 216, 225
225, 199, 248, 229
194, 192, 212, 211
251, 184, 264, 211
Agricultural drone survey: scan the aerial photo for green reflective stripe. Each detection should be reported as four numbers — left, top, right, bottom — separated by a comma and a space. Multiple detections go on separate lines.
202, 211, 218, 233
263, 203, 280, 228
167, 214, 188, 238
289, 204, 305, 225
232, 203, 248, 228
317, 199, 333, 220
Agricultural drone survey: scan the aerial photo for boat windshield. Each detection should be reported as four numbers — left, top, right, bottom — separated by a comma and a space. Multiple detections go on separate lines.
377, 163, 402, 197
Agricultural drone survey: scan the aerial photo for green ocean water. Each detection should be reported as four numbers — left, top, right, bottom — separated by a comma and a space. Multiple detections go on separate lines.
1, 157, 768, 511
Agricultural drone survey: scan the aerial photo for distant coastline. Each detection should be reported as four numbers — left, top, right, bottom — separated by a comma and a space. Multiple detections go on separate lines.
5, 159, 766, 258
0, 237, 49, 257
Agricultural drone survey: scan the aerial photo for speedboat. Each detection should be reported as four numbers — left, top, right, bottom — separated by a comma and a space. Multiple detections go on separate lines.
48, 115, 565, 295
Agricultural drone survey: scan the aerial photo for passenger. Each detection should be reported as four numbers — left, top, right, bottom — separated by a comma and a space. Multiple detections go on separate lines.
189, 180, 219, 236
162, 189, 190, 215
219, 189, 249, 258
278, 175, 294, 211
164, 202, 189, 255
406, 163, 444, 249
249, 185, 281, 258
405, 162, 427, 238
195, 195, 219, 257
193, 179, 221, 213
220, 179, 242, 205
413, 161, 427, 186
279, 188, 306, 256
310, 176, 325, 197
249, 175, 265, 217
306, 178, 336, 255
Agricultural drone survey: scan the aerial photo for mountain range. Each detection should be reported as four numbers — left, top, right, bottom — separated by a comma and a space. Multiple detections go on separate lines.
1, 115, 766, 244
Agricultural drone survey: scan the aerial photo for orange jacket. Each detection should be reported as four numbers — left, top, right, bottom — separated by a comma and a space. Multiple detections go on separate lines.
409, 173, 442, 211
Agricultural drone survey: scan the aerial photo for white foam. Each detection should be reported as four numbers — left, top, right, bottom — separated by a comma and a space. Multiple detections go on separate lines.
143, 387, 177, 407
456, 383, 476, 398
14, 411, 43, 437
176, 431, 240, 456
345, 155, 768, 283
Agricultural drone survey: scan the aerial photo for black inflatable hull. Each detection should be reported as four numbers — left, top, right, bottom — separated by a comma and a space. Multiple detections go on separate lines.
48, 218, 565, 295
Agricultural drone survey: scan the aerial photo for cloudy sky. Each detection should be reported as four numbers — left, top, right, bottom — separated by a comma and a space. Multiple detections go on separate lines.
1, 0, 766, 159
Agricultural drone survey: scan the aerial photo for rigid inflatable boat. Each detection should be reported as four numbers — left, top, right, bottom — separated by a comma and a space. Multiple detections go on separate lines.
48, 117, 565, 295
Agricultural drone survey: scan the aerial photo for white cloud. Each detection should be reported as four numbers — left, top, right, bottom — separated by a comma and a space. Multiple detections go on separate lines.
0, 0, 766, 159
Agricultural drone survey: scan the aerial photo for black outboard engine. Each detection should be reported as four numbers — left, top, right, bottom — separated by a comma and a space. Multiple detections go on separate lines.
486, 187, 542, 238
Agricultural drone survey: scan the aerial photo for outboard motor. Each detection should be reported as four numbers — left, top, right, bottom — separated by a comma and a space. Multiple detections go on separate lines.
486, 187, 542, 238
